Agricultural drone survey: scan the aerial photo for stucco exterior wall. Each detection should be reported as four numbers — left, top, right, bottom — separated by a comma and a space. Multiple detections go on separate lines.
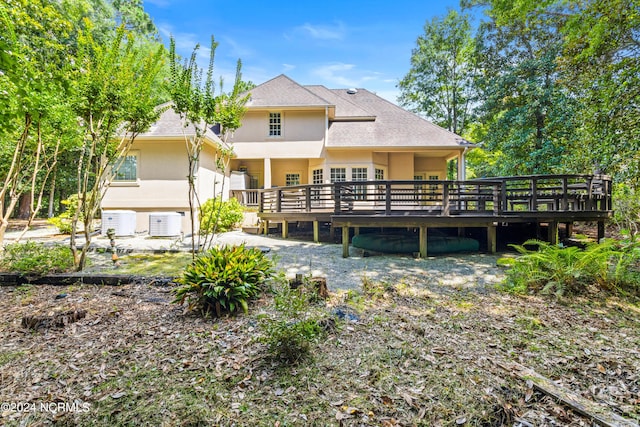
388, 152, 415, 180
271, 159, 309, 186
231, 110, 325, 159
415, 157, 447, 178
102, 138, 224, 234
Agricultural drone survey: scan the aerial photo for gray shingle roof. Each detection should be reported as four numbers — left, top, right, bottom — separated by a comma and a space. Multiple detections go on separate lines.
325, 88, 469, 148
137, 103, 221, 143
244, 75, 332, 108
305, 85, 374, 119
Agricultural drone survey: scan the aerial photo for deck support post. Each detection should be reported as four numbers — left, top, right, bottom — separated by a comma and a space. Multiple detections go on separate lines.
419, 226, 428, 258
487, 225, 497, 254
597, 221, 605, 242
342, 226, 350, 258
457, 227, 465, 237
263, 220, 269, 235
564, 222, 573, 238
282, 221, 288, 239
313, 221, 319, 243
354, 227, 360, 236
547, 221, 558, 245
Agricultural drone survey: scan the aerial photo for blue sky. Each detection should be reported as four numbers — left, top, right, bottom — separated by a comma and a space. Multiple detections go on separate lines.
144, 0, 466, 104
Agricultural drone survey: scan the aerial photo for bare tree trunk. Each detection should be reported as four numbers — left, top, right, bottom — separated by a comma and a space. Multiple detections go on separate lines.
0, 114, 32, 248
17, 193, 31, 220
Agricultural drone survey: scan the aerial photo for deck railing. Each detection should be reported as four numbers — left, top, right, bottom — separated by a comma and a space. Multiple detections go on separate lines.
259, 174, 612, 216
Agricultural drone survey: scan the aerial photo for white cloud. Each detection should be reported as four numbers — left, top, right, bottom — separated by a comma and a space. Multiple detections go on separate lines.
311, 63, 382, 88
294, 22, 346, 40
282, 63, 296, 72
220, 36, 254, 59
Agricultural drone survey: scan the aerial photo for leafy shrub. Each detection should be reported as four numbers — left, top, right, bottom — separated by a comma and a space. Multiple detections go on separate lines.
47, 194, 84, 234
0, 241, 74, 276
199, 196, 244, 234
611, 183, 640, 234
258, 278, 326, 364
500, 239, 640, 297
172, 244, 274, 316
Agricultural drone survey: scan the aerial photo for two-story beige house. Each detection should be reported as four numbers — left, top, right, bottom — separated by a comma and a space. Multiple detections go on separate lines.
102, 75, 471, 234
230, 74, 471, 193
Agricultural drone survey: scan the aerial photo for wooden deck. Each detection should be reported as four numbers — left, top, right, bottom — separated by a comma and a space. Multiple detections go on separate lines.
255, 174, 612, 257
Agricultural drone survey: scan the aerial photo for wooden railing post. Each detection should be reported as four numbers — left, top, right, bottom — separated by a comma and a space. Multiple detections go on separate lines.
442, 182, 450, 215
561, 177, 568, 211
334, 183, 341, 214
305, 186, 311, 212
259, 190, 264, 213
531, 177, 538, 211
385, 183, 392, 214
276, 189, 282, 213
494, 183, 501, 215
501, 179, 507, 213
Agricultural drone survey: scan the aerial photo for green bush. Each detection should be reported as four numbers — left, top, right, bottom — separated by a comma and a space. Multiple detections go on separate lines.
172, 244, 274, 316
500, 239, 640, 297
47, 194, 82, 234
258, 278, 326, 364
0, 241, 74, 276
199, 196, 244, 234
611, 183, 640, 234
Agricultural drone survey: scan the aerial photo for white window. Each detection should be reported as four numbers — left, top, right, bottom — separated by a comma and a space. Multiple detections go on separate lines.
352, 167, 368, 200
312, 169, 323, 184
352, 167, 367, 181
285, 173, 300, 186
113, 153, 138, 182
330, 167, 346, 183
269, 112, 281, 136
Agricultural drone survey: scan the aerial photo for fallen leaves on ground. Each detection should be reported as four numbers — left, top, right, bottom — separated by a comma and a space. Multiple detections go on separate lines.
0, 274, 638, 426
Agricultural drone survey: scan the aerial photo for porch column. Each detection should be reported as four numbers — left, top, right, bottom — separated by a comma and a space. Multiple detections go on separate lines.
458, 150, 466, 180
263, 158, 272, 189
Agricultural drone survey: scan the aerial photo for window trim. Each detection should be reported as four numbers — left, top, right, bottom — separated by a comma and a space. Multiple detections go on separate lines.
111, 151, 140, 186
268, 111, 282, 138
285, 172, 301, 186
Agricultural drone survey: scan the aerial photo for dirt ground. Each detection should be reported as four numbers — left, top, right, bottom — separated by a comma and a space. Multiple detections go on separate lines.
1, 263, 638, 426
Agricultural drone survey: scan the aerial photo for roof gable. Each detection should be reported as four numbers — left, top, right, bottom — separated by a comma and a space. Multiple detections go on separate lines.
244, 74, 332, 108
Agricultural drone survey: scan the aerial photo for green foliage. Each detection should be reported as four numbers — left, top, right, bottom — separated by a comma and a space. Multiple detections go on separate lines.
468, 0, 640, 182
199, 196, 244, 234
258, 278, 326, 364
398, 9, 478, 135
475, 15, 579, 176
47, 194, 81, 234
172, 244, 274, 316
500, 239, 640, 297
611, 183, 640, 234
0, 241, 74, 276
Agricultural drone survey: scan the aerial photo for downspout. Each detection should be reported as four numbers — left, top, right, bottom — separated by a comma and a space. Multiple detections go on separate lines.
459, 146, 469, 180
324, 105, 329, 182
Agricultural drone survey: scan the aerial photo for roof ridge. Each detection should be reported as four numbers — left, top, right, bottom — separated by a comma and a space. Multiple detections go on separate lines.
326, 87, 377, 117
342, 89, 470, 145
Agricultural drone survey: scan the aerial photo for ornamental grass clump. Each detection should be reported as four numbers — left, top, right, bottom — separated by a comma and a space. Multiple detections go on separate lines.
172, 244, 274, 316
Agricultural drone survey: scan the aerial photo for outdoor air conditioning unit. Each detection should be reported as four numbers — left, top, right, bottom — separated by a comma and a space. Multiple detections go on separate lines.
148, 212, 182, 237
101, 210, 136, 236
